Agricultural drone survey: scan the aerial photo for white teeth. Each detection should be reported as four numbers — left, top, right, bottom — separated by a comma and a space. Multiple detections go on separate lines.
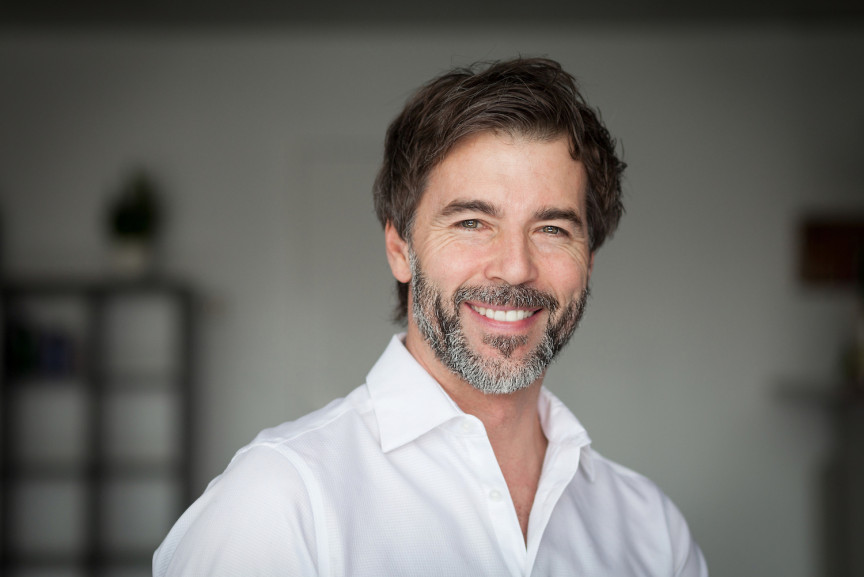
470, 305, 535, 322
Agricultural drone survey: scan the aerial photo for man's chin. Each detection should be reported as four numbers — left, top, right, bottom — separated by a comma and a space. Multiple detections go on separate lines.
479, 334, 531, 360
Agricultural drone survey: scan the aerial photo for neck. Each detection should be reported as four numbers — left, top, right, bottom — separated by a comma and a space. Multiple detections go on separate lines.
405, 329, 548, 541
442, 359, 549, 545
445, 375, 546, 451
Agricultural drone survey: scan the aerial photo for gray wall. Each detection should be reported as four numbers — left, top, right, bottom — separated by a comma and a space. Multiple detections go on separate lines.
2, 25, 863, 576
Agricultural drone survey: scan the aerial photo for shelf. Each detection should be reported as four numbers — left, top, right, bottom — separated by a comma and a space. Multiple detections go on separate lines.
1, 549, 154, 567
99, 372, 185, 391
1, 276, 196, 576
2, 374, 86, 389
0, 462, 88, 479
2, 276, 193, 298
2, 459, 184, 480
4, 371, 184, 390
0, 551, 87, 568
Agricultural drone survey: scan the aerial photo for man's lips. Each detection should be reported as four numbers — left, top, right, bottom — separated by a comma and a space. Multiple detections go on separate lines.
468, 303, 539, 323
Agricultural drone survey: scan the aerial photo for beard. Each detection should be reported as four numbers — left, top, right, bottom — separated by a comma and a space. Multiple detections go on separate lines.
409, 250, 589, 395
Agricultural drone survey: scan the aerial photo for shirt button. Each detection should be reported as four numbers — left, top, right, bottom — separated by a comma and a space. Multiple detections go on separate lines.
461, 421, 473, 433
489, 489, 503, 501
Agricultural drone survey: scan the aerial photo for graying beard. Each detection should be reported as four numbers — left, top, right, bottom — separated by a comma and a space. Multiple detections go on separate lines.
409, 249, 590, 395
482, 334, 529, 359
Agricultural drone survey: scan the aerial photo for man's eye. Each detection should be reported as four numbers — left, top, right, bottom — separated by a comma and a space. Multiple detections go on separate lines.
542, 225, 562, 235
461, 220, 480, 229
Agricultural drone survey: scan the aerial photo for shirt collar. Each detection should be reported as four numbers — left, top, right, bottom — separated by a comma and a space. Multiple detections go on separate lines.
366, 333, 596, 482
537, 387, 596, 482
365, 334, 465, 453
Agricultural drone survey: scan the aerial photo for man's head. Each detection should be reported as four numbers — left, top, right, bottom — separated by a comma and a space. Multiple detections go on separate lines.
374, 57, 625, 323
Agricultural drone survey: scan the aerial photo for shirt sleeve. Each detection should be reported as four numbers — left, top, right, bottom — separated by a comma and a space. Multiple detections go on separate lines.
153, 444, 319, 577
663, 494, 708, 577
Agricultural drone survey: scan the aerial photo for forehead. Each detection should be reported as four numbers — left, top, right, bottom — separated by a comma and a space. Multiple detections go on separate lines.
418, 131, 588, 215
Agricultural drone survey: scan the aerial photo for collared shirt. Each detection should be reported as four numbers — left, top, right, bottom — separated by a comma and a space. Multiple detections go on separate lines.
154, 334, 708, 577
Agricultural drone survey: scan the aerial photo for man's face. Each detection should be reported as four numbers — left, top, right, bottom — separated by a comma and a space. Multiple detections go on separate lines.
386, 131, 594, 394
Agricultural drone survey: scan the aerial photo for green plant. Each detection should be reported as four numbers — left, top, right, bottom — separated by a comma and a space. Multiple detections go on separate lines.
107, 171, 162, 241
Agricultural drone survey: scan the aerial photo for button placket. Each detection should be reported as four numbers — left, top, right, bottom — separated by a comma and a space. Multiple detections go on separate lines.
524, 443, 583, 574
466, 434, 527, 577
450, 416, 525, 576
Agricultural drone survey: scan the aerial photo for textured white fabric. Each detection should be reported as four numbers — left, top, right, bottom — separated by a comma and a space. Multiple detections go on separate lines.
154, 334, 708, 577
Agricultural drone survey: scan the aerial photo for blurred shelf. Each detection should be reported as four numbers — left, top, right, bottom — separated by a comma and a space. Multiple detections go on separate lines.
1, 459, 184, 480
0, 549, 154, 567
0, 551, 87, 568
4, 371, 183, 390
1, 275, 196, 576
2, 276, 193, 297
1, 374, 88, 389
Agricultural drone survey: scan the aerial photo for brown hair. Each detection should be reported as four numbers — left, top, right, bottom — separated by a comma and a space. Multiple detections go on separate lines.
373, 57, 625, 322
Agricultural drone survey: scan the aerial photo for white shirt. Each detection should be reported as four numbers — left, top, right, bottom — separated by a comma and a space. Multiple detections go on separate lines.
154, 334, 708, 577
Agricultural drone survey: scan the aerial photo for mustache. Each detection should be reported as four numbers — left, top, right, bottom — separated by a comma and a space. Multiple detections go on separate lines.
453, 284, 560, 314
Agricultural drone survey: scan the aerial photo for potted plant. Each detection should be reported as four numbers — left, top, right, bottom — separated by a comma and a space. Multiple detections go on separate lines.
106, 170, 162, 277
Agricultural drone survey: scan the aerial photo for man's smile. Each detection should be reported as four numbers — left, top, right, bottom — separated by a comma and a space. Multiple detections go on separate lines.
467, 304, 538, 323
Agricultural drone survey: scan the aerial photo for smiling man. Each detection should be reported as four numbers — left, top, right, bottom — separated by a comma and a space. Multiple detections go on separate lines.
154, 58, 708, 577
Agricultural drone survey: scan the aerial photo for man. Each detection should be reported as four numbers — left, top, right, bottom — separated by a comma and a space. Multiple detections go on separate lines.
154, 58, 708, 576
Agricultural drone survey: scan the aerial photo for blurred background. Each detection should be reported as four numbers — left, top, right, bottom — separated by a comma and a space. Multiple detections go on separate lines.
1, 1, 863, 576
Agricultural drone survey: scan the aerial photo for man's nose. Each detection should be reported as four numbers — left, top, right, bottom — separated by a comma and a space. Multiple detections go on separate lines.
483, 230, 539, 286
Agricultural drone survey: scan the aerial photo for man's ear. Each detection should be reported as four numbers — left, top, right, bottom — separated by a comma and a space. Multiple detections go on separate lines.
385, 222, 412, 283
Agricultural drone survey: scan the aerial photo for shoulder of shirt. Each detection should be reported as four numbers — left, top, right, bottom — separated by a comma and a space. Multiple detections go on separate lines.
235, 384, 373, 458
584, 446, 668, 498
581, 448, 705, 574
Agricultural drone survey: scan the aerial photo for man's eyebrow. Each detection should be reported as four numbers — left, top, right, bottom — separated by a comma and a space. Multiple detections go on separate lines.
439, 199, 500, 218
534, 207, 586, 229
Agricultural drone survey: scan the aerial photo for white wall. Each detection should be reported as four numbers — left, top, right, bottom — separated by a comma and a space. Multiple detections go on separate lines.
2, 25, 862, 577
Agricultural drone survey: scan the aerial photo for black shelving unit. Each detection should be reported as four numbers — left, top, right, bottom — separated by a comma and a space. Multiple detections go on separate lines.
0, 277, 196, 577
